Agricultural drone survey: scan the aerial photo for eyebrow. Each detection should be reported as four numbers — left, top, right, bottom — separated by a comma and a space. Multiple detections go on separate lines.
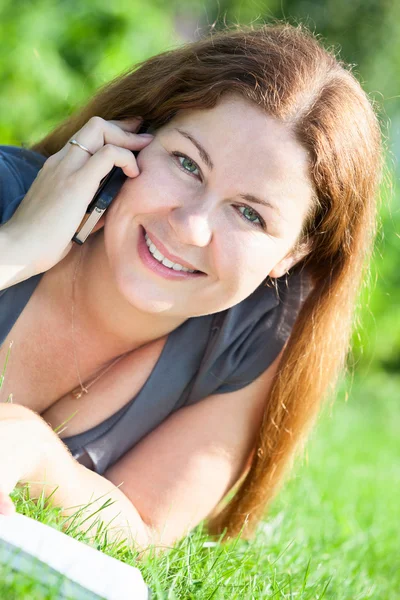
174, 127, 280, 215
175, 128, 214, 170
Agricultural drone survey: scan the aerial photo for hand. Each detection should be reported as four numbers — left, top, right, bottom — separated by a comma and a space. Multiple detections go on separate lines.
7, 116, 153, 274
0, 404, 58, 516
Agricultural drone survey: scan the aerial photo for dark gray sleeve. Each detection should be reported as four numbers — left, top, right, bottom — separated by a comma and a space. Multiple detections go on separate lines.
212, 269, 312, 394
0, 146, 46, 225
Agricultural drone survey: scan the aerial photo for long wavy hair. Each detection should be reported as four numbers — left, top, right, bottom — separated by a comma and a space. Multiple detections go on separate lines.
32, 23, 383, 541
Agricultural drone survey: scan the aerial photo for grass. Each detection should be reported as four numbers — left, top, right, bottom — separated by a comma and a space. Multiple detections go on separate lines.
0, 370, 399, 599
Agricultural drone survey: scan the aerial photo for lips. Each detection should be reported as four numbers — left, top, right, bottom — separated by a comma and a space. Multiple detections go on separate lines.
142, 227, 203, 273
137, 226, 205, 280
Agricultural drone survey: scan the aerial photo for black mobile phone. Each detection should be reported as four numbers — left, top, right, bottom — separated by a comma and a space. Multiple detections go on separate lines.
71, 166, 127, 244
72, 123, 150, 245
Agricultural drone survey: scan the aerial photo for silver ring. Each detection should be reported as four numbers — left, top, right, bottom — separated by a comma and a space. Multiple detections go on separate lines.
69, 139, 93, 156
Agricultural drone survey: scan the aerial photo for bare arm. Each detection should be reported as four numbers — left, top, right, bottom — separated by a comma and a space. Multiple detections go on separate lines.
104, 355, 281, 547
0, 403, 152, 552
1, 353, 280, 554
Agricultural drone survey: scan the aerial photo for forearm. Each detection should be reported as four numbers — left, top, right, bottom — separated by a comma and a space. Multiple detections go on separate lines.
0, 404, 152, 552
29, 462, 154, 552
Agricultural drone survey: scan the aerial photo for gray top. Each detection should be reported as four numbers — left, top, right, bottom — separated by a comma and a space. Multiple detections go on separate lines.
0, 145, 311, 475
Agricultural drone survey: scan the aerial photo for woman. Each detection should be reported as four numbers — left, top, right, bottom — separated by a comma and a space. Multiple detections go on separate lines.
0, 23, 382, 553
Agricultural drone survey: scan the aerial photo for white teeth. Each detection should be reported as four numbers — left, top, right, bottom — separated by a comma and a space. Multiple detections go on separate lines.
152, 248, 164, 262
144, 232, 196, 273
162, 257, 174, 268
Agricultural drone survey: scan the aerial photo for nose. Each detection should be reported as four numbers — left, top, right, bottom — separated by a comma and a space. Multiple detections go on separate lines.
167, 199, 214, 247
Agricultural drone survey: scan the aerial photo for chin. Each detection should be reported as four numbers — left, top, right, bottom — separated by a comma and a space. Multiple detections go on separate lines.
114, 270, 177, 314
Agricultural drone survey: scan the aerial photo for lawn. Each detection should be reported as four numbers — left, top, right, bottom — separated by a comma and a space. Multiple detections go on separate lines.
1, 371, 399, 599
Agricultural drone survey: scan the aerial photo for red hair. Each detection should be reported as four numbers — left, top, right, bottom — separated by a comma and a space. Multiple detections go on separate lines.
32, 22, 383, 540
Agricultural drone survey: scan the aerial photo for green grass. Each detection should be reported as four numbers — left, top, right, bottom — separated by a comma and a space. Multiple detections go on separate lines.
1, 371, 399, 599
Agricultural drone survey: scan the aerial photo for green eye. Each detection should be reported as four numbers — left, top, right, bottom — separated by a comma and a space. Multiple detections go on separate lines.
171, 151, 265, 229
238, 206, 262, 226
172, 152, 201, 177
181, 157, 198, 173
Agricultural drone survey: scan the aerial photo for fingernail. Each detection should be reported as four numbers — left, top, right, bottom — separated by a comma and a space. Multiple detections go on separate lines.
138, 133, 154, 138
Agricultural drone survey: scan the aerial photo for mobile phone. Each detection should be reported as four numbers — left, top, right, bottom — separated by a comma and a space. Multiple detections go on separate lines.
72, 123, 150, 244
71, 166, 127, 244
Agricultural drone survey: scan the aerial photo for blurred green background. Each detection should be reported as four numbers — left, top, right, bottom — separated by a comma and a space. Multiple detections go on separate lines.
0, 0, 398, 375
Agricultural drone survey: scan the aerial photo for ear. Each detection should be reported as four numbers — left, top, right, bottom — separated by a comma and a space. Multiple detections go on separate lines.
268, 242, 311, 279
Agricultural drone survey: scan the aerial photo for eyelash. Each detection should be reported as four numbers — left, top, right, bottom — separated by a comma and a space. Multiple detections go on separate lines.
171, 151, 266, 230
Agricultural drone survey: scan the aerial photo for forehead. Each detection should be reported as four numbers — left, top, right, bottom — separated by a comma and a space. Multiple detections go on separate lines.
161, 95, 314, 222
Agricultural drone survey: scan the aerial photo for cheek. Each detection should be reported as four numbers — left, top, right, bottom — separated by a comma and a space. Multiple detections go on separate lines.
120, 157, 179, 215
209, 239, 274, 309
217, 234, 273, 289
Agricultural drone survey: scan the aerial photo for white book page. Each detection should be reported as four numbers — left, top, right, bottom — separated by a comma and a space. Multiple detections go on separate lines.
0, 513, 149, 599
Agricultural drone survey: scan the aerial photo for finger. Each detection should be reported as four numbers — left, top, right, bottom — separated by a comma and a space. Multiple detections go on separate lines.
77, 144, 141, 183
46, 117, 145, 167
80, 116, 152, 152
108, 117, 144, 133
66, 131, 153, 166
63, 117, 153, 169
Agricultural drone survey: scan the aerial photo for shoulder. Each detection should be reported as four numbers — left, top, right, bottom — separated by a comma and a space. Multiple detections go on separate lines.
0, 145, 46, 183
0, 145, 46, 225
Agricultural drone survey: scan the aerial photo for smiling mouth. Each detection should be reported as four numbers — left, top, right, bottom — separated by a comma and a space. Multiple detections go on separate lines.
138, 226, 205, 280
143, 229, 203, 274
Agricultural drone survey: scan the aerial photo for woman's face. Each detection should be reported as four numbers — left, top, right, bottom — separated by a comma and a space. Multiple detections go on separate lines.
104, 94, 314, 317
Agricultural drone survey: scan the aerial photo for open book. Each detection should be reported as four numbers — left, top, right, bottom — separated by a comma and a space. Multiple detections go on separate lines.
0, 513, 150, 599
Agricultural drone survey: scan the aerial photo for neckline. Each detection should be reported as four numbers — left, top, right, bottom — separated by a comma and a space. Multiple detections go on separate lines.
60, 314, 201, 444
1, 272, 217, 447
